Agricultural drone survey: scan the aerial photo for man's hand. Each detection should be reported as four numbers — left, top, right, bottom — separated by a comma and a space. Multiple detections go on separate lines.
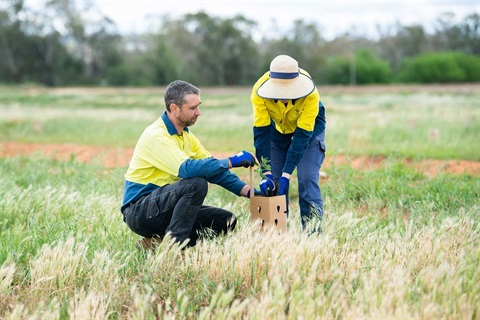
259, 173, 276, 196
276, 176, 290, 196
228, 150, 255, 168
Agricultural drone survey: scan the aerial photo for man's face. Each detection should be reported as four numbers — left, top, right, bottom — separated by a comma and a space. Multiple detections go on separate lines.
177, 93, 202, 127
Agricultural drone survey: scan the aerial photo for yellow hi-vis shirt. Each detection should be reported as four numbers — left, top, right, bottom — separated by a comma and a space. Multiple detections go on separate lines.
251, 69, 320, 133
125, 113, 211, 188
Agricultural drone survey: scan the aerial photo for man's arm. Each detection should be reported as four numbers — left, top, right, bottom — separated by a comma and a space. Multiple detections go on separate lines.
206, 170, 247, 196
178, 157, 230, 179
178, 157, 248, 196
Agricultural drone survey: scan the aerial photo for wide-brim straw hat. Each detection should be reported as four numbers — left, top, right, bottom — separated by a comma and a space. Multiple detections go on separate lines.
257, 55, 316, 100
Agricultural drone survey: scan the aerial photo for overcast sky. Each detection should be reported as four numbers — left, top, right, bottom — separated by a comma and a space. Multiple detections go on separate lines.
92, 0, 478, 39
24, 0, 479, 40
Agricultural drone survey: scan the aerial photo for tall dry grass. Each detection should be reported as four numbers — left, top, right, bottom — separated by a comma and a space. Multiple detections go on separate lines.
1, 192, 478, 318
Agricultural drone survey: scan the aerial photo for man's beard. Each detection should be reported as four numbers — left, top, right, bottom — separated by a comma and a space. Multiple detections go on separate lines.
178, 114, 197, 127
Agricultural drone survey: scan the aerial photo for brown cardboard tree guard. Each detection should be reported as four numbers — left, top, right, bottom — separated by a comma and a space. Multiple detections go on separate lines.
249, 166, 287, 231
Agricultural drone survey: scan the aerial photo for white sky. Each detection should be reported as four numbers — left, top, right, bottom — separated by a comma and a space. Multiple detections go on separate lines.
27, 0, 480, 40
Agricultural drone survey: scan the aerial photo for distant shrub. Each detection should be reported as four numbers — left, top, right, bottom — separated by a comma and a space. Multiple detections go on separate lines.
326, 50, 391, 85
355, 50, 392, 84
455, 53, 480, 82
398, 52, 480, 83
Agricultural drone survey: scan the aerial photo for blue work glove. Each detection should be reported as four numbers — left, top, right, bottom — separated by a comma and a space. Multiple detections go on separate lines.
228, 150, 255, 168
259, 173, 276, 197
275, 176, 290, 196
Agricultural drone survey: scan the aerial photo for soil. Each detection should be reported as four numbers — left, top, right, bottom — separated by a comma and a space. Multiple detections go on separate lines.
1, 141, 479, 177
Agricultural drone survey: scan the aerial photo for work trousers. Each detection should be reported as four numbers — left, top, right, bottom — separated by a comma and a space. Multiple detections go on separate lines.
270, 131, 326, 229
123, 177, 236, 246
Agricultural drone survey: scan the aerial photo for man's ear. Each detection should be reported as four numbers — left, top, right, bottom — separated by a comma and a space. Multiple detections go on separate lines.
170, 103, 180, 115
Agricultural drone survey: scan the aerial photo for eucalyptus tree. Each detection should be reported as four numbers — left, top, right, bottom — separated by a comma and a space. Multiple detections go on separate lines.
0, 0, 72, 85
161, 12, 260, 86
43, 0, 123, 84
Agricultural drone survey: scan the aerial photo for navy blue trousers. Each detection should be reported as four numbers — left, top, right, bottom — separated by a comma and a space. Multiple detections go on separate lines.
270, 131, 326, 229
123, 177, 236, 246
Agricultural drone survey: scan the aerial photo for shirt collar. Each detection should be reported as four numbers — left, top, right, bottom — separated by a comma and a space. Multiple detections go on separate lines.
273, 99, 297, 105
162, 111, 189, 136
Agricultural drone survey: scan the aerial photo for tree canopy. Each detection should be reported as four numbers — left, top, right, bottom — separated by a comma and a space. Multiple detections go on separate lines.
1, 0, 479, 86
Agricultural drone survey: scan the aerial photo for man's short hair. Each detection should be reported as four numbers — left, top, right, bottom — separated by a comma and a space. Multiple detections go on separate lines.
164, 80, 200, 112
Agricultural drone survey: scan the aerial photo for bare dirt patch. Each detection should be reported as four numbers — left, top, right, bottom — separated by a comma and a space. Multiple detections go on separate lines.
1, 142, 133, 168
1, 142, 478, 177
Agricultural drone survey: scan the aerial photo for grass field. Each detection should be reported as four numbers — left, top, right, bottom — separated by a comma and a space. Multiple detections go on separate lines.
0, 84, 479, 318
1, 84, 479, 159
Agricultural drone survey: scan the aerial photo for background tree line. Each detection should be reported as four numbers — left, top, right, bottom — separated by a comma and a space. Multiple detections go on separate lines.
1, 0, 479, 87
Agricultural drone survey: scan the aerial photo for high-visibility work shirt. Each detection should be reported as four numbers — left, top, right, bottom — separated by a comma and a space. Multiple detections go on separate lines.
122, 112, 246, 211
251, 70, 323, 174
251, 70, 320, 134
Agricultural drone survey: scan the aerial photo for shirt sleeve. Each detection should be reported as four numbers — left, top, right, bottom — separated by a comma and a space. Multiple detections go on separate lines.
178, 158, 230, 179
178, 158, 246, 196
282, 88, 320, 174
283, 127, 313, 174
206, 170, 246, 196
251, 72, 273, 171
253, 125, 272, 172
283, 101, 326, 174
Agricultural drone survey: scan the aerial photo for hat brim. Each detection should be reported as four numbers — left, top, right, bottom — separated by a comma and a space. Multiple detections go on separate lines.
257, 73, 315, 100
